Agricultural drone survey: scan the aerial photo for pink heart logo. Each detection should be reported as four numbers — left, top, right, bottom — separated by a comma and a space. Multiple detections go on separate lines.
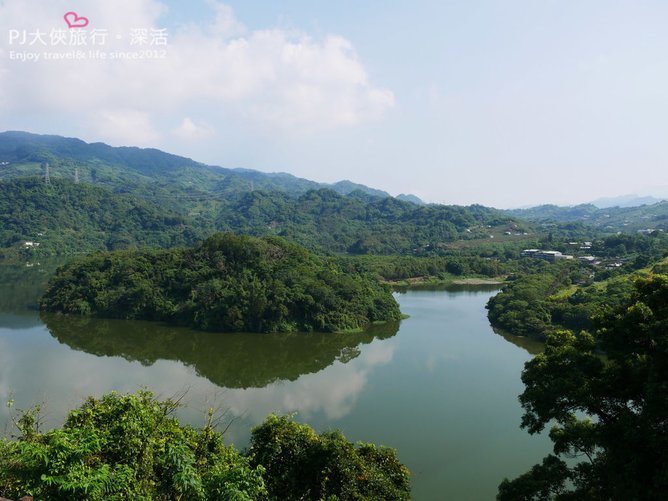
63, 11, 89, 29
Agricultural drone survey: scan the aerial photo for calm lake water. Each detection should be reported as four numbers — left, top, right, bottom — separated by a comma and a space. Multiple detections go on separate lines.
0, 264, 549, 500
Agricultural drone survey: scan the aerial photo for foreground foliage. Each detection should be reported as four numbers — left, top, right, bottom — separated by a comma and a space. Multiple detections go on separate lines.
497, 274, 668, 500
0, 391, 410, 501
248, 415, 411, 501
40, 233, 401, 333
0, 391, 266, 500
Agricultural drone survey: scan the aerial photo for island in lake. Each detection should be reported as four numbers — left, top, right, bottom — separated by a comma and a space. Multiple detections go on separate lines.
40, 233, 402, 333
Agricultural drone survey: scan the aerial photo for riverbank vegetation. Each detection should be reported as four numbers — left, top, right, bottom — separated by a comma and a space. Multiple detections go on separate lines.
498, 273, 668, 500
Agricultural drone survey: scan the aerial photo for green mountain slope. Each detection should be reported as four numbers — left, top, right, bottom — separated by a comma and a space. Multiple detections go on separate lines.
0, 131, 518, 255
218, 189, 510, 253
0, 177, 201, 256
0, 131, 387, 198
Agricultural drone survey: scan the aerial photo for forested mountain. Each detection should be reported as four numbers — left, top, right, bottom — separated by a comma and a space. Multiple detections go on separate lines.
0, 131, 517, 256
0, 177, 202, 256
508, 201, 668, 233
216, 189, 511, 254
0, 131, 389, 199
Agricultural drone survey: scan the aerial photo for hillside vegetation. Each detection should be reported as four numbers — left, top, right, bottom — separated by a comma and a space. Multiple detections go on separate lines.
0, 177, 201, 256
498, 274, 668, 499
0, 132, 517, 256
487, 232, 668, 340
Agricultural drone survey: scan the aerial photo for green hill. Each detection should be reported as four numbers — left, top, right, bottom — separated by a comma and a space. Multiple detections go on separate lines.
216, 188, 511, 254
0, 131, 518, 255
0, 131, 385, 199
40, 233, 402, 333
0, 177, 201, 256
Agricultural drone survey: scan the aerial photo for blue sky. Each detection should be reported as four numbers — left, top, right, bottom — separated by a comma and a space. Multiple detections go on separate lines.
1, 0, 667, 207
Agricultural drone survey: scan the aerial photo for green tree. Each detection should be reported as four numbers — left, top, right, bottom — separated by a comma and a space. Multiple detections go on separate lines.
0, 392, 412, 500
498, 274, 668, 500
248, 415, 410, 501
0, 391, 266, 500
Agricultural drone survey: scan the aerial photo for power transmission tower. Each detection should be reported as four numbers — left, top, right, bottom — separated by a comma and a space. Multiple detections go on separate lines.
44, 162, 51, 186
74, 167, 80, 184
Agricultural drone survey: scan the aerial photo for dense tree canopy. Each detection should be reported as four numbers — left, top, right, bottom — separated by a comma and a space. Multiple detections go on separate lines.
0, 391, 266, 500
40, 233, 402, 333
248, 415, 410, 501
0, 391, 411, 500
0, 175, 518, 257
497, 274, 668, 500
1, 132, 518, 256
487, 233, 668, 340
0, 177, 201, 255
217, 189, 512, 254
486, 261, 580, 339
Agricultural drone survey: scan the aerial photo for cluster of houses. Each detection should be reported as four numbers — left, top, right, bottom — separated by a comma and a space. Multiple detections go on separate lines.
520, 249, 574, 262
521, 246, 625, 270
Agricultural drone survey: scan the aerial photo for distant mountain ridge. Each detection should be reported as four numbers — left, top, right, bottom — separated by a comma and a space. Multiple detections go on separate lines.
0, 131, 511, 256
590, 194, 667, 209
0, 131, 396, 200
507, 201, 668, 233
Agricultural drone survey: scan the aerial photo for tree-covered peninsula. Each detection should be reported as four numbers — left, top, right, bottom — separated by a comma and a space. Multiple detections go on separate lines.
40, 233, 402, 333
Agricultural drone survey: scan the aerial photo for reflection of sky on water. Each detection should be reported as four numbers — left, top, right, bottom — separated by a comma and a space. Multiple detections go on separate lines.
223, 340, 395, 420
0, 319, 396, 446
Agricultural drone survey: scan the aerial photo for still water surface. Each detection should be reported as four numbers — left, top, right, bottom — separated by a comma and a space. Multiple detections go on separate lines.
0, 265, 548, 500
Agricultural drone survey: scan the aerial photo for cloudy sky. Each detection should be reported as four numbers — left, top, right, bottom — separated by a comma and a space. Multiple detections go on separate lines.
1, 0, 667, 207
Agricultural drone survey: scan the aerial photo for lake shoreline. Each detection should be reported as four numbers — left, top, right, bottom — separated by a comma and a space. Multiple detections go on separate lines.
385, 275, 506, 289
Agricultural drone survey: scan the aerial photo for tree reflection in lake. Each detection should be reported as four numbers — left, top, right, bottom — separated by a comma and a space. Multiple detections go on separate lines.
492, 327, 544, 356
41, 313, 400, 389
0, 259, 67, 301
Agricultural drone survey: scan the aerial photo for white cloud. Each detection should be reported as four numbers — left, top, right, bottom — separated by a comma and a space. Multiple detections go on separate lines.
173, 117, 214, 140
93, 109, 159, 146
208, 0, 246, 39
0, 0, 394, 145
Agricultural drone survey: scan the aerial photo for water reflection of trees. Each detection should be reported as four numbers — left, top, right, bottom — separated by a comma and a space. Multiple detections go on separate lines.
493, 327, 543, 356
0, 261, 67, 308
42, 313, 400, 389
0, 261, 64, 326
